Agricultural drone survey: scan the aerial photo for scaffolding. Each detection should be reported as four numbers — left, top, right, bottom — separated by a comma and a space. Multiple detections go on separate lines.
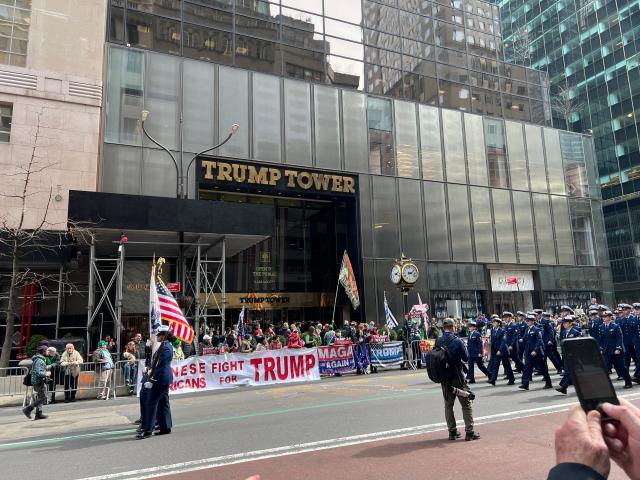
86, 238, 226, 354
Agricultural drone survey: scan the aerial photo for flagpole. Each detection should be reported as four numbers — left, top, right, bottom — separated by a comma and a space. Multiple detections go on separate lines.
331, 278, 340, 326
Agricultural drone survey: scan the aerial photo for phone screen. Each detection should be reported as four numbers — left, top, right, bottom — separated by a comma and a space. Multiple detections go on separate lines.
561, 337, 619, 414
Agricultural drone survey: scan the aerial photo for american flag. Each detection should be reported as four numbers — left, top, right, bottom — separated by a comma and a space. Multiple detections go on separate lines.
384, 292, 398, 331
155, 271, 194, 343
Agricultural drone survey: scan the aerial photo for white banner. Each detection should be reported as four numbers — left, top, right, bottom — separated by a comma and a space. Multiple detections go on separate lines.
490, 270, 534, 292
137, 348, 320, 396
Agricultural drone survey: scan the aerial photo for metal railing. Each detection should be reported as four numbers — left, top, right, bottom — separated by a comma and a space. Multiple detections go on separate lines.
0, 367, 30, 407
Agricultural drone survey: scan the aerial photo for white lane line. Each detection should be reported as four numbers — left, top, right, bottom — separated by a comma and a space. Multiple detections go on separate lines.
77, 392, 640, 480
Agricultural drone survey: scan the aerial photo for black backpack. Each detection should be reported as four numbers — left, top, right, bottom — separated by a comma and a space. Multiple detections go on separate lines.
425, 335, 457, 383
23, 368, 32, 387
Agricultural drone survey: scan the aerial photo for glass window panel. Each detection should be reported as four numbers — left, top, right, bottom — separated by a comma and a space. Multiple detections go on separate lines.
438, 80, 471, 111
394, 100, 419, 178
105, 47, 144, 145
235, 0, 274, 16
281, 44, 325, 81
442, 109, 466, 183
569, 198, 596, 265
583, 137, 599, 199
235, 35, 279, 74
484, 118, 509, 188
560, 132, 588, 197
492, 188, 517, 263
102, 143, 142, 195
183, 3, 233, 29
342, 90, 369, 173
281, 6, 323, 36
533, 194, 557, 264
424, 181, 450, 260
400, 12, 434, 42
367, 65, 402, 97
324, 0, 361, 23
525, 124, 548, 193
470, 186, 496, 262
399, 179, 426, 259
284, 79, 312, 165
144, 52, 180, 151
326, 35, 363, 60
126, 12, 180, 54
183, 60, 214, 155
218, 66, 249, 157
551, 195, 575, 265
281, 24, 325, 51
283, 0, 321, 14
470, 88, 501, 117
363, 1, 399, 33
505, 121, 529, 190
502, 94, 531, 123
325, 18, 362, 42
235, 15, 278, 40
419, 76, 438, 105
314, 85, 341, 170
372, 176, 399, 258
363, 259, 377, 324
182, 24, 233, 64
109, 6, 125, 43
376, 260, 403, 322
544, 128, 565, 195
419, 105, 443, 181
360, 175, 373, 258
464, 113, 487, 186
591, 200, 609, 266
252, 73, 281, 163
327, 55, 364, 90
512, 191, 537, 263
368, 97, 395, 175
142, 148, 178, 197
127, 0, 180, 17
447, 184, 474, 261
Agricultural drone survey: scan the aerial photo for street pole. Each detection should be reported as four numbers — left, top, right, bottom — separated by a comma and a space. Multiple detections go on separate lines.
140, 110, 181, 198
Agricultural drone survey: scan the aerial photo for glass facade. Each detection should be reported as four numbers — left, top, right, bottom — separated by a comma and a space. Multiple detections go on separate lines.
108, 0, 551, 123
0, 0, 30, 67
499, 0, 640, 298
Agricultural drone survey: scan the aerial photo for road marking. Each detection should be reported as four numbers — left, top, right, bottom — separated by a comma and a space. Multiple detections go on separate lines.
75, 392, 640, 480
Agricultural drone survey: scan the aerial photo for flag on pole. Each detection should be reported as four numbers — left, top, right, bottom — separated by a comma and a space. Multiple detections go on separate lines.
384, 292, 398, 331
149, 261, 162, 351
154, 258, 195, 343
338, 250, 360, 309
236, 306, 246, 347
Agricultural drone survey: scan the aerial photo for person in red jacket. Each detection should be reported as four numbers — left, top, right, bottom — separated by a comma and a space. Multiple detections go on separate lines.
287, 331, 305, 349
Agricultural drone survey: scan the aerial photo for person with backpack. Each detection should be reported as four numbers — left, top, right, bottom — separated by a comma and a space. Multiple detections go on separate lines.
22, 345, 49, 420
430, 318, 480, 442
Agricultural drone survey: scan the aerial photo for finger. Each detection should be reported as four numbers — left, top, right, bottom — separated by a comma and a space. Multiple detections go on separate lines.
604, 435, 625, 454
587, 409, 604, 439
603, 421, 619, 438
602, 403, 640, 430
617, 398, 640, 420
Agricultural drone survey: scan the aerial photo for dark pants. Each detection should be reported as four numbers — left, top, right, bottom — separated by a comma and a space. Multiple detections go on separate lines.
624, 344, 637, 370
488, 353, 514, 383
606, 353, 631, 385
441, 376, 474, 434
467, 357, 490, 382
509, 347, 524, 372
522, 353, 552, 387
63, 375, 78, 400
547, 343, 563, 371
30, 382, 47, 413
141, 383, 172, 433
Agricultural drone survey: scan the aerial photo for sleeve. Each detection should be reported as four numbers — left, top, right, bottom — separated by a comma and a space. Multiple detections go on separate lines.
60, 355, 69, 367
458, 339, 468, 363
547, 463, 606, 480
151, 344, 172, 381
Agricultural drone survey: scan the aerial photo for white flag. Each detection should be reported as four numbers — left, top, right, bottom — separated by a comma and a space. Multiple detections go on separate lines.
149, 263, 161, 352
384, 292, 398, 331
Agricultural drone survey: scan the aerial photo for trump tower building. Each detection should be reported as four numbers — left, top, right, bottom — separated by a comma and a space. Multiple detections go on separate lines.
43, 0, 615, 347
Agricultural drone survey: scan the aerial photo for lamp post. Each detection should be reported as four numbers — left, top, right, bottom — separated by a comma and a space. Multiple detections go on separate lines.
140, 110, 239, 199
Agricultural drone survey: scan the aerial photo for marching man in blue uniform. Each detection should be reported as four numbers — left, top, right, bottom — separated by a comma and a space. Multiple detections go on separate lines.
619, 304, 638, 372
540, 311, 563, 374
587, 305, 602, 346
516, 311, 527, 365
555, 315, 581, 395
519, 314, 553, 391
466, 320, 489, 383
137, 325, 174, 439
600, 310, 633, 389
488, 317, 515, 386
503, 312, 524, 373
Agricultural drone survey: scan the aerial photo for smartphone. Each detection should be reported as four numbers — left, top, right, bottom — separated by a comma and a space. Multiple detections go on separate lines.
561, 337, 619, 419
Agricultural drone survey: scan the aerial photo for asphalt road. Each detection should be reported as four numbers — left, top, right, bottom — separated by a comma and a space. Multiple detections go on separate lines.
0, 369, 637, 480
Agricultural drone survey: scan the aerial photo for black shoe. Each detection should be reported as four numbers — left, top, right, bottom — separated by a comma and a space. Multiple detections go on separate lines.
519, 385, 529, 390
136, 431, 152, 440
514, 370, 522, 374
133, 418, 142, 425
556, 370, 563, 375
465, 432, 480, 441
468, 380, 476, 384
624, 383, 633, 389
34, 412, 48, 420
616, 377, 623, 381
64, 399, 70, 403
632, 378, 640, 384
70, 398, 76, 402
543, 384, 553, 389
489, 380, 496, 386
555, 387, 567, 394
154, 429, 171, 436
448, 430, 461, 441
507, 380, 515, 385
22, 407, 32, 419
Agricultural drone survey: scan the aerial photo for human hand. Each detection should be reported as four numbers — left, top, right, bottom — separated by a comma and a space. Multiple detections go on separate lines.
548, 341, 553, 346
144, 381, 153, 389
615, 350, 621, 355
554, 406, 610, 479
531, 351, 537, 357
602, 399, 640, 479
508, 346, 513, 351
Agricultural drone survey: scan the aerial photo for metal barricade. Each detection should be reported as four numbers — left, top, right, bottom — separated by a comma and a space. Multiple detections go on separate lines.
0, 367, 30, 407
46, 361, 119, 401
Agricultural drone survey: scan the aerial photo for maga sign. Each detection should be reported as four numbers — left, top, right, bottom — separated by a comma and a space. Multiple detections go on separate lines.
317, 344, 356, 374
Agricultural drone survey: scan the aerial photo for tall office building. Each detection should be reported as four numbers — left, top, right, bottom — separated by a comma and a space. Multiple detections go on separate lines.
499, 0, 640, 299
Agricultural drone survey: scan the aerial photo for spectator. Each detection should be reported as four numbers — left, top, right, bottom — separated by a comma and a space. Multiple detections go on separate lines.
45, 347, 61, 404
122, 341, 138, 388
60, 343, 83, 402
104, 335, 117, 353
182, 341, 193, 358
199, 335, 215, 355
324, 325, 336, 346
22, 345, 49, 420
254, 337, 267, 353
287, 331, 305, 349
93, 340, 114, 400
132, 333, 146, 361
172, 338, 185, 361
268, 336, 283, 350
303, 326, 321, 348
239, 334, 253, 353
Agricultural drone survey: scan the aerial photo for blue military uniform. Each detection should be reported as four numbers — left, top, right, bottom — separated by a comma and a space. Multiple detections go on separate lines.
515, 312, 527, 364
466, 321, 489, 383
139, 329, 175, 438
619, 305, 638, 371
587, 306, 602, 346
556, 316, 581, 394
487, 319, 515, 385
540, 312, 563, 373
600, 312, 632, 388
520, 315, 553, 390
503, 312, 524, 373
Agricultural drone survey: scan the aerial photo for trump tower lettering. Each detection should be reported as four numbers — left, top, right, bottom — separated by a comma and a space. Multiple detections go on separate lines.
369, 341, 404, 369
318, 344, 356, 374
137, 348, 320, 396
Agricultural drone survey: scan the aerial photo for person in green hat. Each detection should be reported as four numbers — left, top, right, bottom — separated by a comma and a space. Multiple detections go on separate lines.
93, 340, 114, 400
172, 337, 184, 361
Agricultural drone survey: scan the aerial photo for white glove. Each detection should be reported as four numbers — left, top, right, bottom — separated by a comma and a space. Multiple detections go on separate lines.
144, 381, 153, 389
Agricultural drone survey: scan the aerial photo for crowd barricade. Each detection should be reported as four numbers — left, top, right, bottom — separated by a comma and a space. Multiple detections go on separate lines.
46, 360, 121, 401
0, 367, 30, 407
369, 341, 404, 370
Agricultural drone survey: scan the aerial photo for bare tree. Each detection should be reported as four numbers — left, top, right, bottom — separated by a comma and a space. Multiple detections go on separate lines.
551, 85, 584, 130
510, 25, 532, 65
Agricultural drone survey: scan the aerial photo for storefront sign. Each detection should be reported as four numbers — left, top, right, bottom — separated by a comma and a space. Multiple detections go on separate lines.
167, 282, 181, 293
205, 292, 332, 309
490, 270, 534, 292
137, 348, 320, 396
199, 158, 357, 196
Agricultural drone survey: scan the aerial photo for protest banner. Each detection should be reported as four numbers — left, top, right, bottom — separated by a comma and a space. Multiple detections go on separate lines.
317, 344, 356, 374
137, 347, 319, 396
369, 341, 404, 368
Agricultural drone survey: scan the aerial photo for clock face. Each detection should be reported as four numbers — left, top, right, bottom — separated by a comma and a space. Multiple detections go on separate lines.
390, 264, 402, 284
402, 263, 419, 284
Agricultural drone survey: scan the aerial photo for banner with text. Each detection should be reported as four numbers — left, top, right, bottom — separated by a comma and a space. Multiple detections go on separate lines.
137, 348, 320, 396
369, 341, 404, 368
317, 344, 356, 374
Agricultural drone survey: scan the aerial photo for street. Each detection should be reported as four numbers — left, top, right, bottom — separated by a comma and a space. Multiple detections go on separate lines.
0, 370, 635, 480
